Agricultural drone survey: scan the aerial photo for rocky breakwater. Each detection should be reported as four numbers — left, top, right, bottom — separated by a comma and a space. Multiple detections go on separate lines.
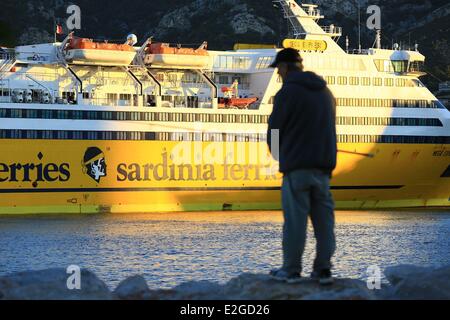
0, 265, 449, 300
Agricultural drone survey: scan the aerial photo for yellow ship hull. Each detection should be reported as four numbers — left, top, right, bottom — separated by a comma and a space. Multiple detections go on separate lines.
0, 139, 449, 214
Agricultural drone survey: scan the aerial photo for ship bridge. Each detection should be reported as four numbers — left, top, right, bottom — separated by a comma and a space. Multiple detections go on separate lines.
366, 48, 427, 77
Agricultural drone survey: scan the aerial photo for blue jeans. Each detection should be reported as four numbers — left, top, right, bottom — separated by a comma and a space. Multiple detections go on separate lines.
281, 169, 336, 274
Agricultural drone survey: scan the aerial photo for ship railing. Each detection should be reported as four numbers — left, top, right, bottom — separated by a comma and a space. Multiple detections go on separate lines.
217, 83, 251, 90
72, 98, 214, 109
6, 70, 139, 87
163, 81, 210, 89
78, 97, 142, 107
349, 49, 371, 55
320, 25, 342, 36
8, 71, 60, 82
303, 8, 323, 19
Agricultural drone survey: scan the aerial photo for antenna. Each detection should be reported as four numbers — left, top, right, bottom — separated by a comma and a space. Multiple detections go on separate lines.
358, 1, 361, 53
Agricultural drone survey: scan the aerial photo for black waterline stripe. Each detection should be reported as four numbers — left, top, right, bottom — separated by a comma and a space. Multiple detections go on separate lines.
0, 186, 404, 193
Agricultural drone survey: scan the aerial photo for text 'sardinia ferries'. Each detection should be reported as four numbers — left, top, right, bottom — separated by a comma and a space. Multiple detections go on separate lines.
0, 0, 449, 214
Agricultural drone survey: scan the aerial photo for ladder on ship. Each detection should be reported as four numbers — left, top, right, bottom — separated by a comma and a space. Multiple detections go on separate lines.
0, 50, 17, 80
273, 0, 308, 39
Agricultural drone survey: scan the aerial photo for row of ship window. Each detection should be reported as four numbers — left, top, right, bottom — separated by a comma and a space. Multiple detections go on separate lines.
0, 108, 270, 123
335, 117, 442, 127
0, 108, 444, 125
324, 76, 420, 87
1, 130, 449, 144
335, 98, 444, 109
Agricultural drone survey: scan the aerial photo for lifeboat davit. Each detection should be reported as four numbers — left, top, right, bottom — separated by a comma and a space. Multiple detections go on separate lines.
144, 42, 210, 68
65, 38, 136, 65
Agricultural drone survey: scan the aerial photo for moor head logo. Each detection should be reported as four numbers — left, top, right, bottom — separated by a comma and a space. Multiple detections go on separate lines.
82, 147, 107, 182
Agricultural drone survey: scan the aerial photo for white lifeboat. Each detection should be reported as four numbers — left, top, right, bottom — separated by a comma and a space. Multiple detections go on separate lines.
144, 42, 210, 68
64, 37, 136, 66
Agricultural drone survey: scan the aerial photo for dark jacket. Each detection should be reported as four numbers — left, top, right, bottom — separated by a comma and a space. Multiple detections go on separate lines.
267, 71, 337, 175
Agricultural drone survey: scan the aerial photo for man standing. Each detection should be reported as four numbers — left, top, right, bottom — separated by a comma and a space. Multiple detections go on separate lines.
267, 48, 337, 285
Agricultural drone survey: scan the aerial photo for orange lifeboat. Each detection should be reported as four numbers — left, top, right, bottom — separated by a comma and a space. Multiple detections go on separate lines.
65, 37, 136, 65
144, 42, 210, 68
218, 97, 259, 109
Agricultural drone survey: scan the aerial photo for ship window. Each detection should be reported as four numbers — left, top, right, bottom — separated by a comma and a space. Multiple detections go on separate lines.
233, 56, 251, 69
42, 130, 53, 139
106, 111, 114, 120
10, 129, 22, 138
349, 77, 359, 85
406, 79, 415, 87
72, 131, 83, 139
218, 75, 229, 84
374, 59, 382, 71
325, 76, 335, 85
337, 76, 347, 85
26, 130, 38, 139
156, 73, 165, 82
10, 109, 22, 118
374, 59, 394, 72
268, 96, 275, 104
73, 110, 83, 119
102, 132, 113, 140
87, 131, 98, 140
57, 131, 69, 139
392, 60, 408, 73
361, 77, 370, 86
412, 79, 425, 87
107, 93, 118, 104
43, 110, 53, 118
396, 78, 405, 87
256, 56, 273, 69
181, 73, 193, 83
373, 78, 382, 86
119, 94, 131, 106
167, 73, 178, 83
384, 78, 394, 86
57, 110, 69, 119
409, 61, 424, 73
87, 111, 98, 120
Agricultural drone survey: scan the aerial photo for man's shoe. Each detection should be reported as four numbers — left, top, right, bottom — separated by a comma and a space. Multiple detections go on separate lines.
310, 269, 334, 286
270, 269, 303, 284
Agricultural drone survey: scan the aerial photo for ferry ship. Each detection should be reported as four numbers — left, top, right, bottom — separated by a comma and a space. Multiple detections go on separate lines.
0, 0, 449, 214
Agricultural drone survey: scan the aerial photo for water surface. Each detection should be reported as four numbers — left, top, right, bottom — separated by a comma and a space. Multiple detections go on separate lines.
0, 210, 449, 289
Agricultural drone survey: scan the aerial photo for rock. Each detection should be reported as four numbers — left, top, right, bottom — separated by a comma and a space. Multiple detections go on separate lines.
0, 268, 113, 300
222, 274, 375, 300
230, 13, 274, 35
302, 287, 375, 300
128, 273, 375, 300
384, 265, 450, 300
113, 275, 151, 300
384, 265, 432, 285
2, 265, 449, 300
148, 280, 226, 300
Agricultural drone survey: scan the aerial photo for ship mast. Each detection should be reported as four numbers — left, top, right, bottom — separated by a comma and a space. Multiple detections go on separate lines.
272, 0, 344, 52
